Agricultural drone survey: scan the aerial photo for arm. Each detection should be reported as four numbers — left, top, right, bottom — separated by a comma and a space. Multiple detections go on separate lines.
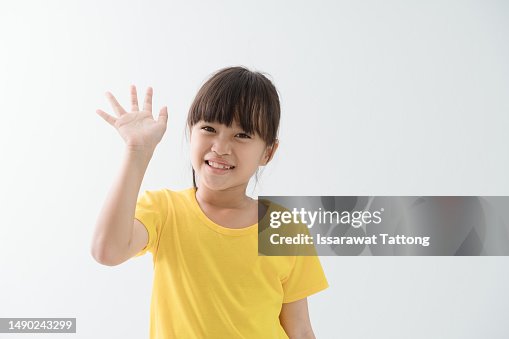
90, 148, 153, 266
279, 298, 316, 339
90, 86, 167, 266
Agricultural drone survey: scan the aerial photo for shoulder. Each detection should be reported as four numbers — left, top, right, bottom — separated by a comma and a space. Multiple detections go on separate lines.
136, 188, 197, 215
139, 187, 194, 201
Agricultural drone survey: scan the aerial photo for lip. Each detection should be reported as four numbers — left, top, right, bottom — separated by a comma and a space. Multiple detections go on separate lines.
205, 158, 235, 167
205, 161, 234, 175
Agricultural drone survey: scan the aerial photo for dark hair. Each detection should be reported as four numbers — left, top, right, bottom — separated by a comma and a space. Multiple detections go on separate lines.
187, 66, 281, 189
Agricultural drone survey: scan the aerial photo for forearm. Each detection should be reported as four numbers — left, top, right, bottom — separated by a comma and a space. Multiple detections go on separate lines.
91, 147, 153, 264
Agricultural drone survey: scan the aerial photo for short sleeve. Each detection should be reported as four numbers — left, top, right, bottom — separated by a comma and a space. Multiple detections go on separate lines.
134, 190, 167, 257
282, 255, 329, 303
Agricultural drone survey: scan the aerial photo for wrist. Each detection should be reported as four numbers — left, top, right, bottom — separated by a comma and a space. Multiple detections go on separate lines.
124, 146, 155, 162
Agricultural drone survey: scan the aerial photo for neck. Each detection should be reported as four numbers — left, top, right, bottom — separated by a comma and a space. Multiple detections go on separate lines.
195, 183, 253, 209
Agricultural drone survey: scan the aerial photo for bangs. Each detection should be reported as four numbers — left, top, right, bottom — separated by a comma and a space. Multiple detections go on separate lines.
187, 67, 280, 145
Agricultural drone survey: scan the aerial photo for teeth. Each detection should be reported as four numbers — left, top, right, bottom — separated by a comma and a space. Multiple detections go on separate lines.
208, 161, 233, 170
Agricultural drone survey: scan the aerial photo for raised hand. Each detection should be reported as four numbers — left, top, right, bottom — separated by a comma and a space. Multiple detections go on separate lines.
96, 85, 168, 152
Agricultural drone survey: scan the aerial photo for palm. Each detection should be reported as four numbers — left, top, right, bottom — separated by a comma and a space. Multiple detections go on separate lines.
96, 85, 168, 150
115, 110, 165, 147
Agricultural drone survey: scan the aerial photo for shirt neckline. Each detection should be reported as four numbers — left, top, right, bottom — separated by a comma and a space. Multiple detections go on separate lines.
183, 187, 271, 236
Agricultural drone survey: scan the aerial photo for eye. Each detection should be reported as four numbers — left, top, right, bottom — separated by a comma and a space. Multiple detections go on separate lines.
201, 126, 215, 133
236, 133, 252, 139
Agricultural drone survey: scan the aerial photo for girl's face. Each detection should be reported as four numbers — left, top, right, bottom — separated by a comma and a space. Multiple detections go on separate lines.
190, 120, 273, 192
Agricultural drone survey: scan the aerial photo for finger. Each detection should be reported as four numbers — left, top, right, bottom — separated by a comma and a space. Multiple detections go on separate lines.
105, 91, 127, 116
157, 106, 168, 125
130, 85, 139, 112
143, 87, 153, 113
96, 109, 117, 127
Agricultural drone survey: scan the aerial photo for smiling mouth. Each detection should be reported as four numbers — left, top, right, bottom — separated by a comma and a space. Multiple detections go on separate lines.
205, 160, 235, 170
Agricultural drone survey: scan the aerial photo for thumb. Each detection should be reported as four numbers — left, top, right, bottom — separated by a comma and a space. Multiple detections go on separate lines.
157, 106, 168, 125
96, 109, 116, 127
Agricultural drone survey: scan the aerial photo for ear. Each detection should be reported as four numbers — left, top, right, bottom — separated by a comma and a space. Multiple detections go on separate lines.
260, 139, 279, 166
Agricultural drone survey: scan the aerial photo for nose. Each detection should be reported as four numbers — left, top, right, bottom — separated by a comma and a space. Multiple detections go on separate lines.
211, 135, 231, 155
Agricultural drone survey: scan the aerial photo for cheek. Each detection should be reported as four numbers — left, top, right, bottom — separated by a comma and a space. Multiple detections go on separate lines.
190, 134, 203, 151
189, 141, 203, 165
245, 148, 266, 167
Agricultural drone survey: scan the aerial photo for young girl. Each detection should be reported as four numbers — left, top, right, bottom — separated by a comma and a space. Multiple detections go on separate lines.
91, 66, 328, 338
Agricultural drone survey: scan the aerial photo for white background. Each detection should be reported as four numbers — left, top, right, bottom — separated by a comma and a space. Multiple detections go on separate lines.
0, 0, 508, 338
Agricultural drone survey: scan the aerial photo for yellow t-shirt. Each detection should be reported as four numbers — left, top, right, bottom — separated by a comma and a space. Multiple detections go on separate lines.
134, 187, 329, 339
